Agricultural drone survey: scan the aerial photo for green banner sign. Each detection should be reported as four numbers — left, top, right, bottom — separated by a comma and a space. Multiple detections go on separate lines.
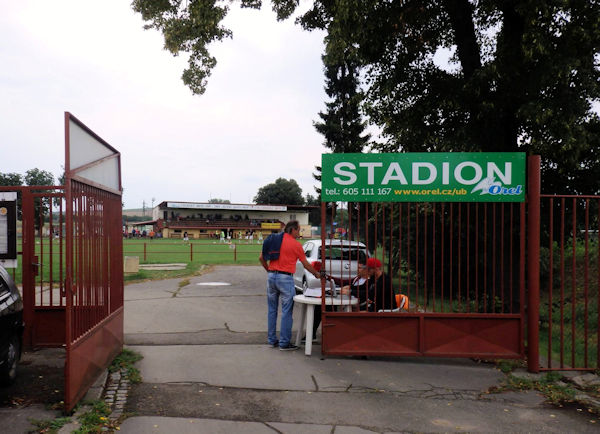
322, 152, 526, 202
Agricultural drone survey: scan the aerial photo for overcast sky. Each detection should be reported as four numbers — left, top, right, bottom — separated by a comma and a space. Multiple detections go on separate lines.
0, 1, 328, 209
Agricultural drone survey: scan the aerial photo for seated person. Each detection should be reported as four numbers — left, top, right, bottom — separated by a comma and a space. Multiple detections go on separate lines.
310, 260, 368, 341
340, 260, 369, 311
365, 258, 394, 312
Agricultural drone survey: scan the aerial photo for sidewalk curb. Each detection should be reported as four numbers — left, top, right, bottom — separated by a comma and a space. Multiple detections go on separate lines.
57, 370, 109, 433
104, 368, 131, 420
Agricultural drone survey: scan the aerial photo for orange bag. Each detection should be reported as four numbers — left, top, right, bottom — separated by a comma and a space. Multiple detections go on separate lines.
395, 294, 409, 311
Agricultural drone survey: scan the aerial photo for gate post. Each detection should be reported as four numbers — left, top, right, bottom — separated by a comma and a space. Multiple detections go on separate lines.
21, 188, 35, 348
527, 155, 541, 372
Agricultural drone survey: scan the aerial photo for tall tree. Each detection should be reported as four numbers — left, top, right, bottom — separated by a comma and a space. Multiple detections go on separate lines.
0, 172, 24, 219
134, 0, 600, 194
254, 178, 304, 205
304, 193, 321, 226
24, 168, 55, 231
312, 3, 371, 194
24, 168, 54, 187
298, 0, 600, 194
0, 172, 23, 186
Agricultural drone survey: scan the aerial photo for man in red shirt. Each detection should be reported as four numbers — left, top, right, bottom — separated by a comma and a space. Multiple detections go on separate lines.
259, 220, 320, 351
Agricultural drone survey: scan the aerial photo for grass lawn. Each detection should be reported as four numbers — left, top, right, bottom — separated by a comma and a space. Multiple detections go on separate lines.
6, 238, 294, 285
122, 238, 265, 264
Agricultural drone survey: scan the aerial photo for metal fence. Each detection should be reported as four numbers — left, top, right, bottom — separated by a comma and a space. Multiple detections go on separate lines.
540, 195, 600, 370
64, 179, 124, 411
319, 199, 526, 359
122, 241, 261, 263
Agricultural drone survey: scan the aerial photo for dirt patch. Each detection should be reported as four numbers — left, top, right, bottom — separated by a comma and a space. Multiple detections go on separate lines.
0, 348, 65, 409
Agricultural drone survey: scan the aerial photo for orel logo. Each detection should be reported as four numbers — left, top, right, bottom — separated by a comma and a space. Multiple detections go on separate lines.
471, 176, 523, 196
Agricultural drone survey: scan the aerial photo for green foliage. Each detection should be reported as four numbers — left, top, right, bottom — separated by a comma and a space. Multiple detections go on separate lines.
351, 0, 599, 194
25, 168, 56, 230
314, 5, 371, 152
109, 349, 143, 384
305, 193, 321, 226
496, 359, 525, 374
494, 372, 578, 405
312, 2, 370, 194
538, 236, 598, 368
0, 172, 23, 186
132, 0, 264, 95
73, 400, 113, 434
24, 168, 55, 187
134, 1, 600, 194
254, 177, 304, 205
123, 215, 151, 223
208, 198, 230, 203
29, 416, 71, 434
1, 168, 57, 226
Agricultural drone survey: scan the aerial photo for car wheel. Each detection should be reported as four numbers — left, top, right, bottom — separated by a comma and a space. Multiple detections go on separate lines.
0, 335, 20, 386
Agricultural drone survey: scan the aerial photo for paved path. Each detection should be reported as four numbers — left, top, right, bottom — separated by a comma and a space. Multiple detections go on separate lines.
121, 265, 599, 433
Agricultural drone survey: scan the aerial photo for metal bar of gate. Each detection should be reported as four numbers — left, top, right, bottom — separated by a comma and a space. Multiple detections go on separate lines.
527, 155, 541, 373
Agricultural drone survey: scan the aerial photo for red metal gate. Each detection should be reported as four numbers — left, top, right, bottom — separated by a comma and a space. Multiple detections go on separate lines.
319, 198, 526, 359
318, 157, 539, 361
63, 112, 124, 411
537, 194, 600, 371
0, 185, 67, 349
22, 187, 67, 348
1, 113, 124, 411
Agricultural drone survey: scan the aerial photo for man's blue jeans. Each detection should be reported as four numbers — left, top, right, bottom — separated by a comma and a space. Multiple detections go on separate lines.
267, 273, 295, 347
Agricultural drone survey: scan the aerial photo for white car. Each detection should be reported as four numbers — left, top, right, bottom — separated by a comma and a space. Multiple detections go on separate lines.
294, 239, 370, 293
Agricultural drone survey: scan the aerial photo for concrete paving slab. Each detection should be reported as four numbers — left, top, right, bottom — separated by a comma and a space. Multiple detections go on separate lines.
128, 344, 504, 393
124, 265, 272, 334
119, 416, 279, 433
125, 294, 269, 333
0, 404, 62, 434
125, 278, 183, 301
125, 329, 268, 346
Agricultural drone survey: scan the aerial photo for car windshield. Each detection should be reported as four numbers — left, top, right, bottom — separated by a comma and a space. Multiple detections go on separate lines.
318, 247, 367, 262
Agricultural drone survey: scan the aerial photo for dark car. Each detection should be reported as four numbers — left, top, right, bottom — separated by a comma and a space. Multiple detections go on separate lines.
0, 265, 23, 385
